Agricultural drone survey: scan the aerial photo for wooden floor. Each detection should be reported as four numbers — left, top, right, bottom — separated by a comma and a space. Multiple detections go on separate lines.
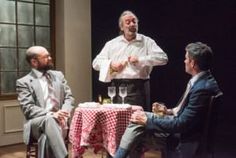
0, 143, 161, 158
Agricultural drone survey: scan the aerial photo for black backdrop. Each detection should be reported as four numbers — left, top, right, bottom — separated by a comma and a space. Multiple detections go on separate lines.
91, 0, 236, 156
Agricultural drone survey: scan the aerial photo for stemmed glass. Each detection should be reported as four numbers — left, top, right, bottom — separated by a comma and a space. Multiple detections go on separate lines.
119, 86, 127, 104
108, 86, 116, 104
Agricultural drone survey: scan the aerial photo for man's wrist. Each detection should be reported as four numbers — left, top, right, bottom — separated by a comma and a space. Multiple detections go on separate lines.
47, 111, 54, 116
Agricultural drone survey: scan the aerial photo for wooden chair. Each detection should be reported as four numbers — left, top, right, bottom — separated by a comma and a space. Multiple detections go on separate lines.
195, 92, 223, 158
26, 140, 38, 158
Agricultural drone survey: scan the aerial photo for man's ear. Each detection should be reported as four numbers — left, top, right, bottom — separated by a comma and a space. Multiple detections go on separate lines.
191, 60, 198, 70
189, 59, 195, 68
30, 58, 38, 68
120, 23, 124, 31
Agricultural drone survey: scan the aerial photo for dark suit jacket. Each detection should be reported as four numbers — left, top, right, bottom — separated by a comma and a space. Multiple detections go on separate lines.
146, 71, 221, 142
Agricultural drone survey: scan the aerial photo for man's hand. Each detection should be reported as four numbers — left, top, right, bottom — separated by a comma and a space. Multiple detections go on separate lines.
152, 102, 167, 115
128, 56, 139, 65
130, 111, 147, 125
110, 61, 127, 73
52, 110, 70, 127
152, 102, 173, 115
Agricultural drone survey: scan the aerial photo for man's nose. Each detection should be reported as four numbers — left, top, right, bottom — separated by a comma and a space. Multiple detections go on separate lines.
130, 22, 135, 25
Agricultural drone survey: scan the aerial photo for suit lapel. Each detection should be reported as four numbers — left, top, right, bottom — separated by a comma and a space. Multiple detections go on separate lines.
178, 72, 211, 114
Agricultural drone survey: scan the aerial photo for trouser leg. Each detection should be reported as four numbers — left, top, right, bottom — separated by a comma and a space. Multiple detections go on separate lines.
115, 125, 168, 158
113, 123, 145, 158
30, 115, 68, 158
115, 112, 170, 158
119, 123, 145, 150
44, 116, 68, 158
37, 134, 47, 158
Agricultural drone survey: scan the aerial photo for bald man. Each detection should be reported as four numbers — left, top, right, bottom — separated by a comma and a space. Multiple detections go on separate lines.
16, 46, 75, 158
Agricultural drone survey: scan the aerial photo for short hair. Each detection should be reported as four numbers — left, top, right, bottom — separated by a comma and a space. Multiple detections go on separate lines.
118, 10, 138, 34
185, 42, 213, 71
25, 46, 47, 64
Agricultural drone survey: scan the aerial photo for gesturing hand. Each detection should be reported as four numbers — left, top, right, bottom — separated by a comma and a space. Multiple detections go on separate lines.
110, 61, 127, 72
128, 56, 139, 64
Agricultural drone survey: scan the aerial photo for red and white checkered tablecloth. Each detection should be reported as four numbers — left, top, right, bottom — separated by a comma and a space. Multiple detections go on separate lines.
69, 105, 143, 158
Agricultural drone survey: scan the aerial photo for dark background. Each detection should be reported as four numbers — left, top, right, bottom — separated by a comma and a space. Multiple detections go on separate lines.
91, 0, 236, 157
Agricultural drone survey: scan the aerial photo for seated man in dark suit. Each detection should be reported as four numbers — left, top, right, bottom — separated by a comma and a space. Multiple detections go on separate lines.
16, 46, 75, 158
114, 42, 222, 158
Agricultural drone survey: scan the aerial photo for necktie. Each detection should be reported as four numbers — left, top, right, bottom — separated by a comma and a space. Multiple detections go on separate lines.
44, 72, 59, 112
172, 82, 192, 116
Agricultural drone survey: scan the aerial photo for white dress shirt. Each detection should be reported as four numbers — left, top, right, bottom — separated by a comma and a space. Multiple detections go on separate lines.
92, 33, 168, 82
32, 69, 54, 111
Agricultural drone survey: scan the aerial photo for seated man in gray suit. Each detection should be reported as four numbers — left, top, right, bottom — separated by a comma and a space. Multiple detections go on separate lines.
114, 42, 222, 158
16, 46, 75, 158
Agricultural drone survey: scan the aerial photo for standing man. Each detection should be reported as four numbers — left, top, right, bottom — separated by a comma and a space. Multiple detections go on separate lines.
16, 46, 75, 158
114, 42, 222, 158
93, 10, 168, 111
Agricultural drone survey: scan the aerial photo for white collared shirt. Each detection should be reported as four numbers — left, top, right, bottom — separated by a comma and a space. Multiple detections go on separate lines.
92, 33, 168, 82
33, 69, 49, 100
189, 71, 208, 87
32, 69, 52, 110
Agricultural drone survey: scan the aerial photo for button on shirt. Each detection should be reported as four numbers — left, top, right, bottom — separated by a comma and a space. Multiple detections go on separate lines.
92, 33, 168, 82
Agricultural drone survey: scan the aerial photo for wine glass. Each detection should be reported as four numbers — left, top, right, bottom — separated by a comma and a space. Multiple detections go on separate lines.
108, 86, 116, 104
119, 86, 127, 104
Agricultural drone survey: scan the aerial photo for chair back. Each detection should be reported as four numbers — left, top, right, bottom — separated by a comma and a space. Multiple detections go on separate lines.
196, 92, 223, 158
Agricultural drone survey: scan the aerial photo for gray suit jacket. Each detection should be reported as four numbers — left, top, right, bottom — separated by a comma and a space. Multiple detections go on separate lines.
16, 69, 75, 144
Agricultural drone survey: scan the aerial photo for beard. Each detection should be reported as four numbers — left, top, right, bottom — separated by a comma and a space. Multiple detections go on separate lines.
129, 27, 137, 33
37, 61, 54, 72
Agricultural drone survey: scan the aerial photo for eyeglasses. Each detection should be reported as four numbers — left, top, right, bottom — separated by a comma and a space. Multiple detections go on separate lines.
35, 54, 51, 60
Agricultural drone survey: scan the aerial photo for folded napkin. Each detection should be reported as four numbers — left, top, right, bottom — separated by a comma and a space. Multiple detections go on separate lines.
78, 102, 100, 108
102, 104, 131, 109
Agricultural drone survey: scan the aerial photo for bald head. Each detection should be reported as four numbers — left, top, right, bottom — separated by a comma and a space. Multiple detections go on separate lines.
26, 46, 48, 64
25, 46, 53, 71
